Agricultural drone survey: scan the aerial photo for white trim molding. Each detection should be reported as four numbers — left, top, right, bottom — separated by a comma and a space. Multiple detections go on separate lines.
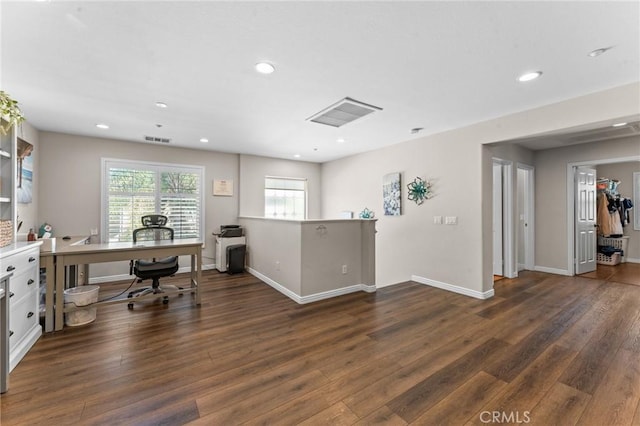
533, 265, 572, 276
411, 275, 494, 300
247, 267, 376, 304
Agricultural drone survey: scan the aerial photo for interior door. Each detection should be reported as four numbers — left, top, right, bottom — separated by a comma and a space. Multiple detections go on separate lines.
575, 167, 597, 274
493, 163, 503, 276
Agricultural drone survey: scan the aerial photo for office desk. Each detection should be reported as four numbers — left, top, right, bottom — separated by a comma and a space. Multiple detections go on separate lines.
45, 238, 202, 332
40, 236, 91, 332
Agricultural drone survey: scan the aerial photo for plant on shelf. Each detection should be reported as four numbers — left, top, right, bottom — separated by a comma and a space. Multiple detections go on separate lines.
0, 90, 25, 135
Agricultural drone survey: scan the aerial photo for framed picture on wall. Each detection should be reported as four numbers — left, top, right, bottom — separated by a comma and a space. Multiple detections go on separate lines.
634, 172, 640, 230
383, 172, 401, 216
213, 179, 233, 196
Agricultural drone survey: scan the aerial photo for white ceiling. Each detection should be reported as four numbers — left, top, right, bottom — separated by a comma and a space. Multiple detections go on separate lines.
1, 1, 639, 163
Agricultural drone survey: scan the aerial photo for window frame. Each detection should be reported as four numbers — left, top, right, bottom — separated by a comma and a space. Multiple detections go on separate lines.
264, 176, 308, 220
101, 158, 205, 243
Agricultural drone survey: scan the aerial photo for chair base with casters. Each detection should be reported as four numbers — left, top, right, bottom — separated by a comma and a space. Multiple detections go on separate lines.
127, 257, 180, 309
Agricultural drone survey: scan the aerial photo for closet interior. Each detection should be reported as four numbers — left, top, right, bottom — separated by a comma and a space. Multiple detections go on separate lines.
596, 177, 633, 266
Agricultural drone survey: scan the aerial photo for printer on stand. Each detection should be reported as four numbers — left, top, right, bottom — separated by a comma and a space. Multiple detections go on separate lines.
214, 225, 246, 273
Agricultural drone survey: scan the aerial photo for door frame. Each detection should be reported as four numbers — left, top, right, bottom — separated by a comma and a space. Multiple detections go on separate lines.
493, 158, 515, 278
517, 163, 535, 271
566, 155, 640, 275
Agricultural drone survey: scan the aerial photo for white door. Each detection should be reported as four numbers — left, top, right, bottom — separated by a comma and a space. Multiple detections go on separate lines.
575, 167, 597, 274
493, 163, 503, 276
518, 165, 535, 271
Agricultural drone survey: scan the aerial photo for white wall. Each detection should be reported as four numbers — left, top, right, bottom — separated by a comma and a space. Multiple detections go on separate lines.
322, 83, 640, 295
38, 132, 240, 278
239, 154, 322, 219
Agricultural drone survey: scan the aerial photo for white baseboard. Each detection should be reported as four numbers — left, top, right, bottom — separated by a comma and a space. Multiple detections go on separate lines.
625, 257, 640, 264
411, 275, 494, 300
246, 267, 376, 304
533, 265, 572, 276
89, 263, 216, 284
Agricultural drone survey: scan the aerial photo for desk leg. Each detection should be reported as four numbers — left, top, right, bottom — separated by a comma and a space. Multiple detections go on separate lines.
191, 251, 202, 305
55, 256, 66, 331
43, 256, 55, 333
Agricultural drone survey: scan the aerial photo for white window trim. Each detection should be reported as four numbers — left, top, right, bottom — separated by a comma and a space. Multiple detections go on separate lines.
101, 158, 205, 243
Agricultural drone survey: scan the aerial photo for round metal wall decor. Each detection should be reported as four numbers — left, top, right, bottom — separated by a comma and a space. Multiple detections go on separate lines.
407, 177, 433, 205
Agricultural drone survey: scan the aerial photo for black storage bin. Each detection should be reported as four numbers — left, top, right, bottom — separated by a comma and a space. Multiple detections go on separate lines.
226, 244, 246, 274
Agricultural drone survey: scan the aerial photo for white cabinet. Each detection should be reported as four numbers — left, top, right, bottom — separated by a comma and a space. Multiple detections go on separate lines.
215, 236, 246, 272
2, 244, 41, 371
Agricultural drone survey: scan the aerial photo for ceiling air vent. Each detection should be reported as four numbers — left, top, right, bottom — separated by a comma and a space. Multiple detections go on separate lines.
306, 97, 382, 127
144, 135, 171, 144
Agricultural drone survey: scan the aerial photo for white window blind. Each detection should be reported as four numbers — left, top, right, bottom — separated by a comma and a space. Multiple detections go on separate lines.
102, 159, 204, 242
265, 177, 307, 219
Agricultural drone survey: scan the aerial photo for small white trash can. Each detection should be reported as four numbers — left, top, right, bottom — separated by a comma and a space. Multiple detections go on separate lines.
64, 285, 100, 326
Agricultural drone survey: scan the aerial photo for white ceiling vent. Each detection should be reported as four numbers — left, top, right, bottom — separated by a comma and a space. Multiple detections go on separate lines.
144, 135, 171, 144
307, 97, 382, 127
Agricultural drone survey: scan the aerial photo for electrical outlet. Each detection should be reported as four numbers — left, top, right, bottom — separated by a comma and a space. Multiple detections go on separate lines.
433, 216, 443, 224
445, 216, 458, 225
342, 264, 348, 274
90, 228, 99, 235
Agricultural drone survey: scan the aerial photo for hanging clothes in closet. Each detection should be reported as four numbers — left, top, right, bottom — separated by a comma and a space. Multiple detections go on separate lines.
596, 178, 633, 237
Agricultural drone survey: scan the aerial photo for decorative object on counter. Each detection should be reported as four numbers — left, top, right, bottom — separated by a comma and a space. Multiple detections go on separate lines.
407, 176, 434, 205
0, 91, 25, 135
27, 228, 36, 241
383, 172, 401, 216
359, 208, 375, 219
38, 223, 53, 239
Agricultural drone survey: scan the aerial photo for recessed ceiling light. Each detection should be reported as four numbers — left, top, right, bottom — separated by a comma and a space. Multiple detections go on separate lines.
200, 138, 209, 143
96, 123, 109, 129
518, 71, 543, 82
612, 122, 627, 127
411, 127, 424, 134
155, 102, 168, 108
255, 62, 275, 74
293, 154, 301, 158
337, 138, 345, 143
588, 47, 611, 57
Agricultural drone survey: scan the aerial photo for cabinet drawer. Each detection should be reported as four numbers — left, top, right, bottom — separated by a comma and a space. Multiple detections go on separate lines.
9, 292, 39, 349
8, 269, 38, 305
3, 247, 39, 275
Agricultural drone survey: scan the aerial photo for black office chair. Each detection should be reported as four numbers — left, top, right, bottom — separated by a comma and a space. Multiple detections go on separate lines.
127, 215, 180, 309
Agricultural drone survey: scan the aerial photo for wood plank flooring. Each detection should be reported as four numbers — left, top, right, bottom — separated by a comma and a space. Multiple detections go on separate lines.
1, 264, 640, 425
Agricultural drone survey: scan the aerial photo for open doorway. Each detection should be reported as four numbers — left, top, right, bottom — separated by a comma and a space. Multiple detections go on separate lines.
568, 156, 640, 275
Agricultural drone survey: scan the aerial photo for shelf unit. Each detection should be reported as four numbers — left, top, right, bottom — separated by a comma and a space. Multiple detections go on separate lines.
0, 117, 17, 246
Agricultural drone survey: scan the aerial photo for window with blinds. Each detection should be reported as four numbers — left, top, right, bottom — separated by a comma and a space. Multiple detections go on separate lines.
264, 177, 307, 220
102, 159, 204, 242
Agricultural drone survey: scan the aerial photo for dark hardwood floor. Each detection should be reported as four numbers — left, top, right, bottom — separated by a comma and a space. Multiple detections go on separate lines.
1, 264, 640, 425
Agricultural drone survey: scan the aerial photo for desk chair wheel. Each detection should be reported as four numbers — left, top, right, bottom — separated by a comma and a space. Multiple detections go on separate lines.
163, 297, 169, 304
128, 302, 134, 310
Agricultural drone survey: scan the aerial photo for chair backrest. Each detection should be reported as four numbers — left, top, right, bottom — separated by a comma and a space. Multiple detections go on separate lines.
133, 215, 174, 243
